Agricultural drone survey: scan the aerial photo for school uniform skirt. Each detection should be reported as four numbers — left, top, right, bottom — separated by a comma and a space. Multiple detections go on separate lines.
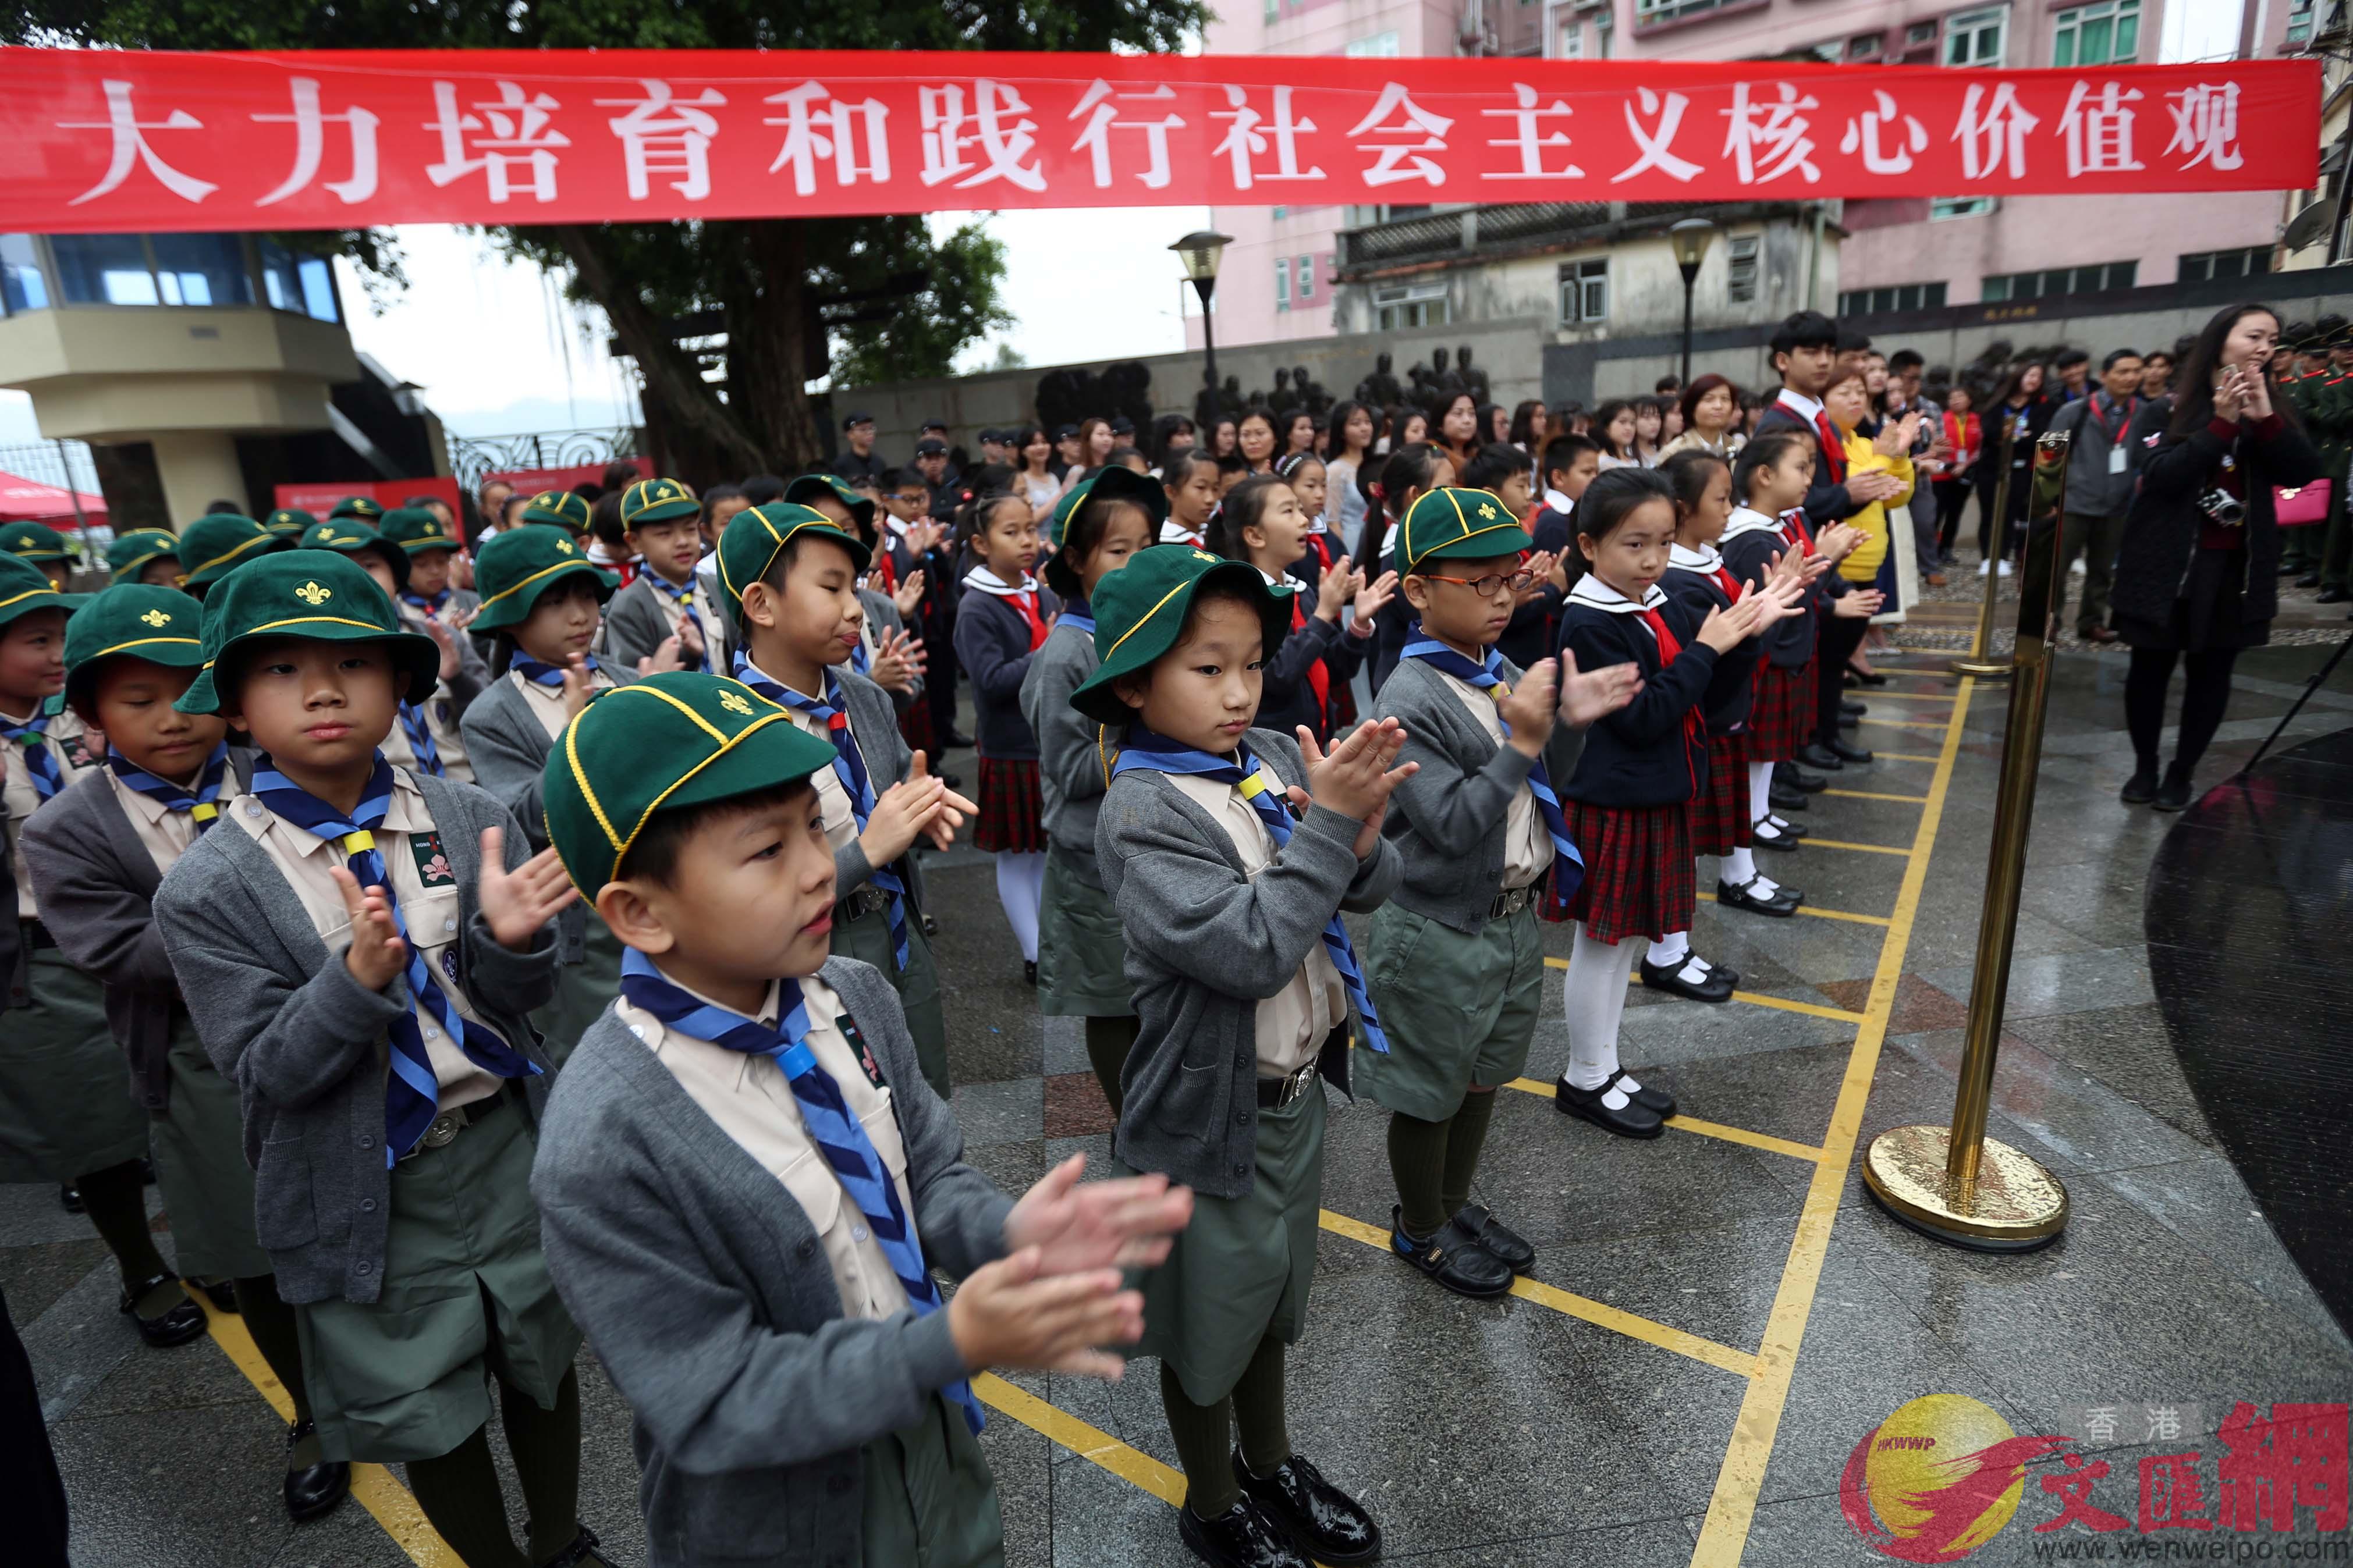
1691, 732, 1754, 858
899, 695, 939, 763
831, 893, 951, 1101
147, 1010, 271, 1281
1745, 657, 1813, 761
973, 758, 1045, 854
1359, 901, 1544, 1122
0, 945, 148, 1185
1035, 847, 1133, 1018
1119, 1081, 1326, 1407
537, 912, 624, 1069
1555, 801, 1695, 945
296, 1096, 581, 1464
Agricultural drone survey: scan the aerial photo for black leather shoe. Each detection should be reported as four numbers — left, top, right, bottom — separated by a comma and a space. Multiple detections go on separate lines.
1827, 738, 1874, 764
1180, 1496, 1310, 1568
1718, 875, 1802, 917
1023, 960, 1037, 987
921, 913, 939, 936
1778, 763, 1828, 792
2120, 767, 2159, 805
1762, 812, 1807, 838
545, 1526, 617, 1567
2316, 585, 2350, 603
1850, 669, 1890, 686
1610, 1069, 1676, 1118
198, 1277, 239, 1313
2295, 571, 2322, 588
283, 1419, 350, 1523
2153, 773, 2194, 812
1233, 1452, 1382, 1565
1751, 818, 1801, 852
1841, 700, 1868, 717
119, 1272, 205, 1347
58, 1183, 82, 1214
1453, 1203, 1536, 1273
1794, 744, 1844, 771
1390, 1207, 1513, 1298
1769, 782, 1810, 812
1554, 1076, 1665, 1139
1639, 952, 1735, 1002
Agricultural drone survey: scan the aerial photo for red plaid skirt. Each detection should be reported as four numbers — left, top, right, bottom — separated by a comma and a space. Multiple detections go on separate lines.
1692, 731, 1752, 857
1549, 799, 1696, 944
1745, 657, 1814, 761
975, 756, 1046, 854
899, 698, 938, 766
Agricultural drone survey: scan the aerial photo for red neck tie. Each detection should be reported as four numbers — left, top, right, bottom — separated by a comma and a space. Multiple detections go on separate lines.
1293, 594, 1330, 720
1711, 566, 1744, 603
1814, 412, 1848, 484
1012, 591, 1049, 650
1780, 507, 1818, 555
1638, 605, 1706, 794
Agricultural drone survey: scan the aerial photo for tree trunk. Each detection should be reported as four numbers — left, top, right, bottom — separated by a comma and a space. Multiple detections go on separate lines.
723, 220, 823, 472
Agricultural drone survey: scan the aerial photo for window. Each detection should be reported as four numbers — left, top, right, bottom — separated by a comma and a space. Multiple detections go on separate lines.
2179, 246, 2274, 283
2053, 0, 2138, 65
1981, 261, 2136, 301
1264, 0, 1277, 22
1559, 257, 1607, 325
1942, 6, 2007, 66
2288, 0, 2316, 44
1847, 32, 1883, 58
1726, 234, 1760, 303
1346, 30, 1400, 56
1930, 196, 1996, 219
256, 240, 341, 323
1557, 20, 1584, 57
1905, 21, 1939, 45
1373, 280, 1447, 330
0, 234, 49, 315
1836, 283, 1949, 316
1274, 258, 1290, 311
1635, 0, 1744, 27
1294, 255, 1315, 301
151, 233, 253, 308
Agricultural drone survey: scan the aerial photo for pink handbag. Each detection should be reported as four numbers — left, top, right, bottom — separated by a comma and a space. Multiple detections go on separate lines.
2274, 478, 2331, 526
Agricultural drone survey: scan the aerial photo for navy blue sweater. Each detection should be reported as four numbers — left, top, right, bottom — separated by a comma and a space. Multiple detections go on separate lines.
952, 580, 1060, 760
1719, 512, 1820, 671
1556, 584, 1719, 808
1659, 548, 1761, 734
1255, 574, 1372, 742
1752, 402, 1868, 531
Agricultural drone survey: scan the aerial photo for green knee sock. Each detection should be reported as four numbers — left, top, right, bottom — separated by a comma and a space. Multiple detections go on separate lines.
1083, 1014, 1140, 1117
75, 1159, 175, 1303
1386, 1111, 1451, 1240
1160, 1362, 1241, 1519
230, 1274, 313, 1435
500, 1366, 583, 1565
1440, 1087, 1501, 1218
405, 1426, 528, 1568
1229, 1335, 1291, 1478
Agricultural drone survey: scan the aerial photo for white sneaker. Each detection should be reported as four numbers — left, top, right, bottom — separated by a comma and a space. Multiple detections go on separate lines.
2070, 558, 2087, 575
1978, 560, 1993, 577
1998, 560, 2014, 577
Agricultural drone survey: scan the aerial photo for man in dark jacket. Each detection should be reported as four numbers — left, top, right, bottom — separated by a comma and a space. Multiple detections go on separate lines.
828, 411, 888, 485
2048, 349, 2146, 641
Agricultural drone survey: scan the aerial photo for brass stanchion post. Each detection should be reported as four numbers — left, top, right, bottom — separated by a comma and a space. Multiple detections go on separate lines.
1950, 418, 2020, 680
1864, 431, 2074, 1251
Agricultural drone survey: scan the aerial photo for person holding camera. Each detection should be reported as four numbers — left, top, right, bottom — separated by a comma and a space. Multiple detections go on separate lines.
2111, 304, 2322, 812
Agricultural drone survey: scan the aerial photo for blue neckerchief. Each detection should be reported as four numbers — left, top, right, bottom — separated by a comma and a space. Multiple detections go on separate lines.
1400, 625, 1585, 912
107, 742, 230, 833
1057, 599, 1096, 639
617, 950, 982, 1434
1110, 727, 1387, 1054
644, 574, 709, 673
732, 652, 910, 970
2, 710, 65, 802
250, 753, 540, 1166
512, 652, 598, 689
399, 702, 445, 777
402, 588, 451, 618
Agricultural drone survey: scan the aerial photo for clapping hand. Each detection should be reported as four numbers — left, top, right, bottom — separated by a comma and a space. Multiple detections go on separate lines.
476, 826, 579, 951
1495, 655, 1559, 756
1557, 648, 1641, 726
1292, 717, 1415, 859
868, 628, 927, 695
331, 869, 407, 991
1003, 1153, 1195, 1277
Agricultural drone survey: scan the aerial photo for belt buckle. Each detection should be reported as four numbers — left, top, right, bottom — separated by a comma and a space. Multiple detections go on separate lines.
420, 1112, 460, 1150
1279, 1064, 1314, 1108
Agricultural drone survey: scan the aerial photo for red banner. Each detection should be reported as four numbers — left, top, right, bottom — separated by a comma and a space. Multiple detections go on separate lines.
274, 477, 459, 517
0, 48, 2314, 231
484, 458, 649, 497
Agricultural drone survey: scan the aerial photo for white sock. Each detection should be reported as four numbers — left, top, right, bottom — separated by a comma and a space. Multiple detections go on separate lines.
1646, 932, 1690, 968
1748, 761, 1775, 825
1563, 923, 1639, 1090
1723, 846, 1758, 884
996, 851, 1046, 962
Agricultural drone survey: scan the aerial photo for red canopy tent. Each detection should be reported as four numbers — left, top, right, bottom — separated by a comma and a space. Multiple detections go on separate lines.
0, 470, 107, 528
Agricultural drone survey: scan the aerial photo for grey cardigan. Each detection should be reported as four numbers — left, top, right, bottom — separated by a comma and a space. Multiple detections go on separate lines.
599, 574, 690, 672
1096, 727, 1400, 1199
1374, 656, 1587, 934
824, 666, 920, 908
154, 773, 561, 1304
532, 957, 1010, 1568
1018, 617, 1112, 883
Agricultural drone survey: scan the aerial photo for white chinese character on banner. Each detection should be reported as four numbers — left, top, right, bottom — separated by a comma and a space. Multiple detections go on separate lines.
1839, 89, 1926, 175
1482, 84, 1582, 180
1069, 80, 1184, 190
1721, 82, 1820, 185
2060, 81, 2145, 175
2086, 1406, 2122, 1444
918, 81, 1046, 191
1953, 81, 2040, 180
763, 82, 893, 197
595, 80, 726, 202
2164, 83, 2242, 172
1612, 87, 1702, 184
425, 81, 569, 204
1348, 83, 1453, 187
58, 80, 217, 206
250, 78, 378, 206
1209, 86, 1325, 189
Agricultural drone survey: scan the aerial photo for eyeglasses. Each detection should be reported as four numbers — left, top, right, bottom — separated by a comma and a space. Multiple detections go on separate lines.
1420, 568, 1537, 598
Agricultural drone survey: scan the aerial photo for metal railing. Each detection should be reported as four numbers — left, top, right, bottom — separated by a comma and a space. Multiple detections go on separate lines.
445, 427, 641, 496
1337, 202, 1615, 271
0, 439, 102, 496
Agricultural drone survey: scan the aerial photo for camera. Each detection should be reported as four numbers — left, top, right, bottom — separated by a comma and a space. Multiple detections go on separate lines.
2196, 488, 2246, 528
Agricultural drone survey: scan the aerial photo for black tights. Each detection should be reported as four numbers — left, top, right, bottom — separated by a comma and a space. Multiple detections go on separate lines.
404, 1365, 581, 1568
1161, 1337, 1290, 1521
2125, 647, 2240, 780
1816, 614, 1869, 746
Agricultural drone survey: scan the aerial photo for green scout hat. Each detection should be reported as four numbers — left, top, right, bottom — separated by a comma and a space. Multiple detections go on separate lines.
520, 490, 592, 534
327, 495, 385, 523
107, 528, 183, 584
715, 502, 869, 623
781, 472, 875, 538
62, 582, 207, 710
470, 522, 615, 633
619, 477, 701, 529
299, 518, 411, 592
176, 550, 438, 715
1069, 545, 1291, 726
541, 670, 839, 894
262, 509, 314, 539
1, 521, 74, 564
1393, 487, 1534, 575
380, 506, 461, 558
176, 514, 290, 593
0, 550, 90, 632
1044, 466, 1169, 598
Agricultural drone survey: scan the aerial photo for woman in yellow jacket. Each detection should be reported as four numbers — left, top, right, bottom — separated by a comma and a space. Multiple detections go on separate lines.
1826, 370, 1919, 678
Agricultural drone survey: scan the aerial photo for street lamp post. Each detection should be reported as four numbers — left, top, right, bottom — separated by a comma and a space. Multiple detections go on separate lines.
1170, 230, 1233, 428
1667, 218, 1717, 386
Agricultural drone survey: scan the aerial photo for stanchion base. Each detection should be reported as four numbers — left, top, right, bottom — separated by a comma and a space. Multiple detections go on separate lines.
1948, 659, 2014, 679
1862, 1125, 2068, 1253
